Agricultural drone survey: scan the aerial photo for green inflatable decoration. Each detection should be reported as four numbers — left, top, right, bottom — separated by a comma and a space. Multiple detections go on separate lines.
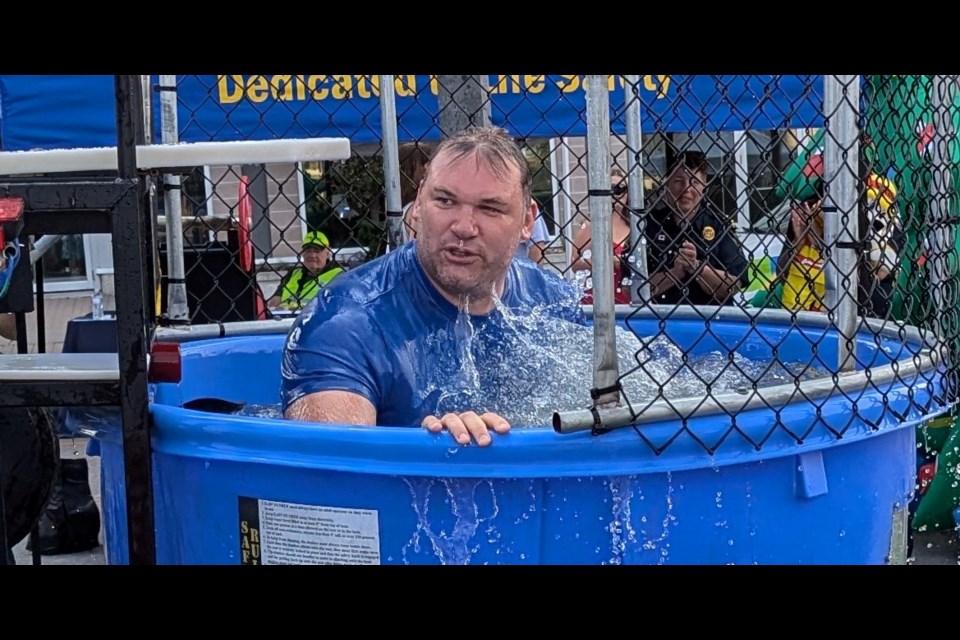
770, 76, 960, 531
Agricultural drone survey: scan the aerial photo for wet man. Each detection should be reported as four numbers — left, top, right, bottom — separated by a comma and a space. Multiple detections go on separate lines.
282, 126, 585, 446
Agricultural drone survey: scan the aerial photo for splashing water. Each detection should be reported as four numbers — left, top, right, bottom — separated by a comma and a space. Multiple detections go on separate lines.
412, 293, 829, 427
237, 296, 829, 426
399, 478, 501, 565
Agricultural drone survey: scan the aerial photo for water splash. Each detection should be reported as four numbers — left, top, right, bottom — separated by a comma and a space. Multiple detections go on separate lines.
638, 471, 678, 564
411, 295, 830, 427
236, 290, 830, 428
606, 476, 639, 565
400, 477, 500, 565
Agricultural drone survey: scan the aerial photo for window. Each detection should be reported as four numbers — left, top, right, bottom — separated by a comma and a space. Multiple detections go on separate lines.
301, 145, 386, 264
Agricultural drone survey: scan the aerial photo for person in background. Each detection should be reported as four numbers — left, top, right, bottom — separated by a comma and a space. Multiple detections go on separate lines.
281, 126, 585, 447
754, 176, 904, 318
644, 151, 748, 305
399, 141, 437, 243
570, 169, 633, 304
267, 231, 343, 311
516, 204, 551, 264
778, 192, 827, 312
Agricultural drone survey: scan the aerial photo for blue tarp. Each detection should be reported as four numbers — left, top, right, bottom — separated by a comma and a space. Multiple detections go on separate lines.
0, 75, 824, 151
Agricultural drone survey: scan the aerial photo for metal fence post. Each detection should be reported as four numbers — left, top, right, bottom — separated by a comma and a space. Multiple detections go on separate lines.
437, 75, 490, 137
159, 75, 189, 324
380, 75, 403, 251
823, 75, 861, 373
586, 75, 620, 409
624, 75, 650, 304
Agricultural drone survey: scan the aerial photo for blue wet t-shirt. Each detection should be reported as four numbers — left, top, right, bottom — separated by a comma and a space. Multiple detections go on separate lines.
281, 241, 587, 427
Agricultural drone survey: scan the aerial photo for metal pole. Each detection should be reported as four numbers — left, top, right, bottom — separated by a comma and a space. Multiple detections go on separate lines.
141, 75, 153, 142
159, 75, 189, 324
926, 75, 956, 393
436, 75, 491, 137
822, 75, 861, 373
624, 75, 650, 303
380, 75, 403, 252
113, 74, 156, 565
29, 234, 61, 265
553, 305, 942, 433
586, 75, 620, 408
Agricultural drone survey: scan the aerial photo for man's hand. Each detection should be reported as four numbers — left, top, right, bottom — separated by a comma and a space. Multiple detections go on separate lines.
674, 241, 699, 275
422, 411, 511, 447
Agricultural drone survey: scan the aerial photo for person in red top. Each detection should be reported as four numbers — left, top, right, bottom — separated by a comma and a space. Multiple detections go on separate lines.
571, 169, 633, 304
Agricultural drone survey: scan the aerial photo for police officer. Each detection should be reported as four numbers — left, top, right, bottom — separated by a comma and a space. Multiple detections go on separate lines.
268, 231, 344, 311
645, 151, 748, 305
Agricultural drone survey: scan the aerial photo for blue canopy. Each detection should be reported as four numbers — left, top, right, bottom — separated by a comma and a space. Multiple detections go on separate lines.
0, 75, 824, 151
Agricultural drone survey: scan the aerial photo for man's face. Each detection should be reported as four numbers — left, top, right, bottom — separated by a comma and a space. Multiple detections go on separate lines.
415, 151, 535, 304
665, 165, 707, 220
302, 244, 329, 273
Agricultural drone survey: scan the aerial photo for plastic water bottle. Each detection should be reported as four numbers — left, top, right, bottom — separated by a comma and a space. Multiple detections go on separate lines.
92, 286, 104, 319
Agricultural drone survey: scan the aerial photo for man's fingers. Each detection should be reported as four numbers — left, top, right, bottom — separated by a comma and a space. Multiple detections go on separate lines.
439, 413, 471, 445
458, 411, 492, 446
481, 412, 511, 434
423, 413, 470, 445
422, 411, 510, 446
422, 415, 443, 433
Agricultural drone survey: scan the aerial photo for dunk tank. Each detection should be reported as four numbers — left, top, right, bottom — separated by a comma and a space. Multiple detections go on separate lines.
1, 75, 956, 564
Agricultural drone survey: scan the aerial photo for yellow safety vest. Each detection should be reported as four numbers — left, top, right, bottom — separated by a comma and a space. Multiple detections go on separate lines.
280, 266, 343, 310
782, 243, 826, 312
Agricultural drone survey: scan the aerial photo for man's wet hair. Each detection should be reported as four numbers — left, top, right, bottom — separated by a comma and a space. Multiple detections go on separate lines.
428, 125, 533, 206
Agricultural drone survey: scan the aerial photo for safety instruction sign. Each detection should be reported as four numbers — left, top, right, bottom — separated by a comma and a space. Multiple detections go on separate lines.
239, 496, 380, 565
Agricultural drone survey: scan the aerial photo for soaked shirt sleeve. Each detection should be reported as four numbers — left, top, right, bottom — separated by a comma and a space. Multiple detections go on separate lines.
280, 291, 386, 413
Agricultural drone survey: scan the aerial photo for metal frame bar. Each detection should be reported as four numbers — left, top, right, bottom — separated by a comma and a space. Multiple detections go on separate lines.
159, 75, 189, 324
586, 75, 620, 408
624, 75, 651, 303
0, 138, 352, 176
112, 74, 155, 565
379, 75, 404, 252
554, 305, 942, 433
822, 75, 861, 373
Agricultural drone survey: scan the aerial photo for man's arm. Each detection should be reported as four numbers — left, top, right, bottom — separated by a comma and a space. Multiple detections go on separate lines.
285, 390, 377, 425
267, 269, 293, 308
693, 264, 743, 304
528, 242, 548, 264
528, 214, 550, 264
570, 223, 593, 272
698, 227, 749, 304
647, 264, 686, 298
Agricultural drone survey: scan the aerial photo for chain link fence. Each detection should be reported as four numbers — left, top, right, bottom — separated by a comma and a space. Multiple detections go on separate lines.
155, 74, 958, 454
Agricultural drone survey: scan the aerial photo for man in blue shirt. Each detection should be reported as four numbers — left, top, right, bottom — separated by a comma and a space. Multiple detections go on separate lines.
282, 126, 585, 446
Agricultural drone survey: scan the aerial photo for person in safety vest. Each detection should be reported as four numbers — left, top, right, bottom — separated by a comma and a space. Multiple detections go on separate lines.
267, 231, 344, 311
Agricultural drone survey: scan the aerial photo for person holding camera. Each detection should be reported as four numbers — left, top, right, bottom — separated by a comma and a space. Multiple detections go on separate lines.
644, 151, 749, 305
778, 194, 827, 312
760, 175, 903, 318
